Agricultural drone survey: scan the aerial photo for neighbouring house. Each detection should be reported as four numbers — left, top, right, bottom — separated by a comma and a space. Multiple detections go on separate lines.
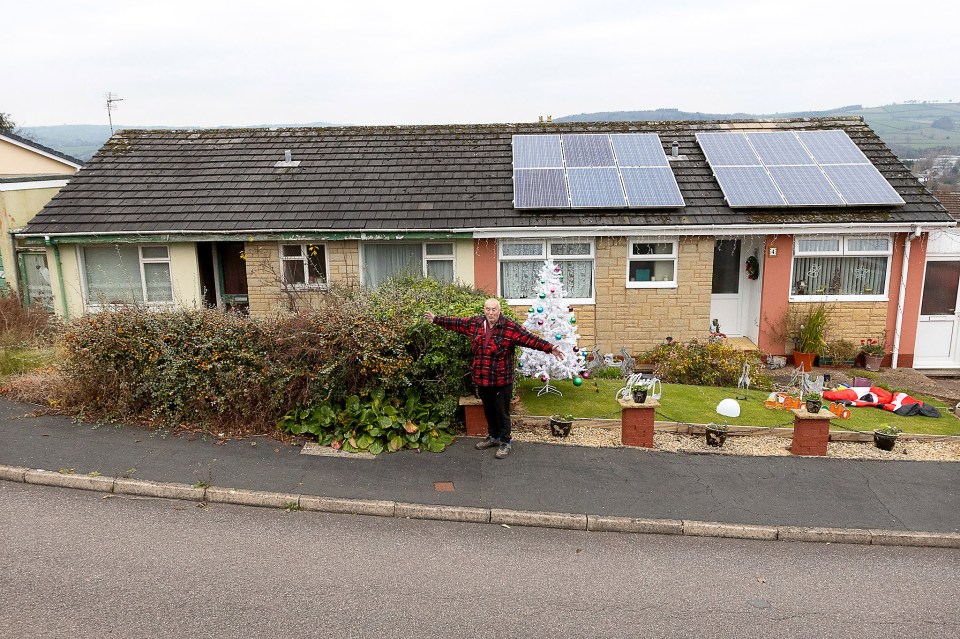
1, 130, 83, 307
18, 118, 956, 368
917, 190, 960, 368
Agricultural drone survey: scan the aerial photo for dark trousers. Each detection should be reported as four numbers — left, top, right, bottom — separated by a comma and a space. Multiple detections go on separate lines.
476, 384, 513, 443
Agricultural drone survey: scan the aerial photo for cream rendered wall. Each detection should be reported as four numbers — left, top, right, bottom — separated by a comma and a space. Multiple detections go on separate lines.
454, 238, 474, 287
0, 186, 66, 292
0, 139, 77, 175
169, 243, 202, 308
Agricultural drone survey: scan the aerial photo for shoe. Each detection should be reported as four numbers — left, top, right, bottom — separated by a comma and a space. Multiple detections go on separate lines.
495, 443, 511, 459
475, 437, 499, 450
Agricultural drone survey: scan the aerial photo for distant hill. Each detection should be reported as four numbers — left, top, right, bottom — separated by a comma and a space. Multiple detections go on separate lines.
20, 121, 337, 162
556, 102, 960, 158
22, 103, 960, 161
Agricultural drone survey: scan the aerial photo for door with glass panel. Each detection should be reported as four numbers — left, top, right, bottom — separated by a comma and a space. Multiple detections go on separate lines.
914, 259, 960, 368
19, 252, 54, 310
710, 239, 743, 336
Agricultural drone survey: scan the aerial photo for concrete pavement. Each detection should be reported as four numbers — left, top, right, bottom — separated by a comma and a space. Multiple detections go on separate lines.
1, 397, 958, 547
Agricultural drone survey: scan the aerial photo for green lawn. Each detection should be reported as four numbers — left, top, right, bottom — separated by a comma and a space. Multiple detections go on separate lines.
0, 347, 57, 377
515, 378, 960, 436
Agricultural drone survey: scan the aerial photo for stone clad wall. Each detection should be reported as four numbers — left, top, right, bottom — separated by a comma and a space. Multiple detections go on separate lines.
510, 236, 714, 357
788, 301, 888, 347
245, 240, 359, 317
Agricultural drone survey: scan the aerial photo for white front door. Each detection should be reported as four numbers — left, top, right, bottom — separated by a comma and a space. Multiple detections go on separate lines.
914, 259, 960, 368
709, 238, 763, 340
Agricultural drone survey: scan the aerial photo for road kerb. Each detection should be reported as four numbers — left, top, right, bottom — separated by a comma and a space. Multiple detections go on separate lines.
395, 502, 491, 523
491, 508, 587, 530
24, 469, 116, 493
113, 478, 206, 501
0, 465, 28, 482
205, 487, 301, 509
777, 526, 872, 544
683, 520, 778, 540
587, 515, 683, 535
869, 529, 960, 548
298, 495, 396, 517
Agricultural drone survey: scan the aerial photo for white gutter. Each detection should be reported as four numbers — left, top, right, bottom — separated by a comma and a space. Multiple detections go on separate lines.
892, 227, 922, 369
18, 221, 954, 239
0, 179, 69, 191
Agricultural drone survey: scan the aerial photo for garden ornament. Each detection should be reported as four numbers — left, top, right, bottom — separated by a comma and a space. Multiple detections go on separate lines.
618, 347, 636, 376
716, 398, 740, 418
616, 373, 662, 402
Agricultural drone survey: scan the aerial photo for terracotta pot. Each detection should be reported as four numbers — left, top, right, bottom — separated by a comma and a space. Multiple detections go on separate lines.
793, 351, 816, 372
864, 354, 884, 371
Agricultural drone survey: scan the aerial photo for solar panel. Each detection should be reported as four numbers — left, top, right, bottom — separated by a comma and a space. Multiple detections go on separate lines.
562, 134, 615, 167
797, 130, 868, 164
620, 167, 684, 207
749, 131, 814, 166
610, 133, 669, 167
712, 166, 785, 206
696, 132, 760, 166
768, 166, 844, 206
568, 168, 627, 207
513, 169, 569, 208
512, 134, 563, 168
821, 164, 905, 205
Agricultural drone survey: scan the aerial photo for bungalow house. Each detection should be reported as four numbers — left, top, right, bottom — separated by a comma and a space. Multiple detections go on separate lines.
1, 130, 83, 307
18, 118, 956, 368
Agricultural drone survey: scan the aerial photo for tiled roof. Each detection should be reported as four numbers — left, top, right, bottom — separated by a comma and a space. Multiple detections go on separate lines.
933, 190, 960, 221
22, 118, 952, 237
0, 131, 83, 168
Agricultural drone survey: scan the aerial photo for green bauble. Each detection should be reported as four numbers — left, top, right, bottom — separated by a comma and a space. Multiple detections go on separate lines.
559, 275, 564, 282
572, 376, 583, 386
538, 293, 546, 299
570, 317, 576, 324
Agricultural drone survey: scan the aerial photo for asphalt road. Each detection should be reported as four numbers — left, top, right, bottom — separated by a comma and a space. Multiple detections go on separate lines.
1, 482, 958, 639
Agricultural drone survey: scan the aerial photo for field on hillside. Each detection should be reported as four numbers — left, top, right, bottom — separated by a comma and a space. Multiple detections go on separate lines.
852, 103, 960, 155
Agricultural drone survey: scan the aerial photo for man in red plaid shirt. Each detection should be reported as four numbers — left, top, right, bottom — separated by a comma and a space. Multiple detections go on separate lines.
425, 299, 563, 459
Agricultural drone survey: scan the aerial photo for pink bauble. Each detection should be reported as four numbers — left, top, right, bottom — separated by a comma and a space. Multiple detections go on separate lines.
573, 346, 579, 352
537, 319, 544, 325
550, 288, 555, 293
582, 371, 591, 379
540, 375, 548, 382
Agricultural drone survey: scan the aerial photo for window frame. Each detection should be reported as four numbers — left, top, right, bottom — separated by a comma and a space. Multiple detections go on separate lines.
625, 237, 679, 289
359, 241, 456, 287
789, 235, 892, 302
278, 242, 330, 290
498, 239, 595, 305
80, 243, 174, 309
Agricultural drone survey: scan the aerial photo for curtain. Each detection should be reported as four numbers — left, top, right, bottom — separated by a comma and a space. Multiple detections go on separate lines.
556, 260, 593, 298
426, 260, 454, 283
363, 244, 422, 288
792, 256, 887, 295
143, 263, 173, 302
84, 245, 144, 304
501, 261, 542, 298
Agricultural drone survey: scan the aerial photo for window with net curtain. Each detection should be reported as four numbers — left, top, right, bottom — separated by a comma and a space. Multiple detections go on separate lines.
83, 245, 172, 304
791, 236, 890, 297
362, 243, 454, 288
499, 240, 593, 300
280, 244, 327, 288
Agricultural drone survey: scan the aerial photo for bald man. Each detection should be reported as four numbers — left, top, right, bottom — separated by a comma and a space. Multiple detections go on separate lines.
425, 299, 563, 459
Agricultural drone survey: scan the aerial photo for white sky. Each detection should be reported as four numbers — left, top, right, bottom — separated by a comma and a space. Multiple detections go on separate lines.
6, 0, 959, 128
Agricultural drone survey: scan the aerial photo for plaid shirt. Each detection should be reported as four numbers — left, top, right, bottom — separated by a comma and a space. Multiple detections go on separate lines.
432, 314, 554, 387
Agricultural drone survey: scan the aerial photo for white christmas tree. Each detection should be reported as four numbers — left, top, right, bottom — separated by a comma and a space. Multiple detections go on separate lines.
517, 259, 586, 395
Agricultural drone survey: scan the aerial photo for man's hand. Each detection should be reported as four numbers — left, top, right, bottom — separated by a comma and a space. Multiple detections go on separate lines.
551, 346, 565, 360
424, 311, 436, 322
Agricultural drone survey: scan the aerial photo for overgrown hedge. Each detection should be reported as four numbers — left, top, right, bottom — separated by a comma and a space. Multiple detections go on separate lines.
58, 277, 503, 443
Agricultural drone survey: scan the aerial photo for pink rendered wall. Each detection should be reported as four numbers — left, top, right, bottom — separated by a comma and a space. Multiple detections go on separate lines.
473, 239, 498, 296
888, 233, 927, 368
758, 235, 794, 355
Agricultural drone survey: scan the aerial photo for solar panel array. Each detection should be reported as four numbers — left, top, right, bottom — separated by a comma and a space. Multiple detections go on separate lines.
696, 130, 904, 207
512, 133, 684, 209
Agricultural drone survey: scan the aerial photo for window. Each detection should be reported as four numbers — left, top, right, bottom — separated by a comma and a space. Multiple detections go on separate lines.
627, 238, 678, 288
499, 240, 594, 302
361, 242, 455, 288
791, 235, 891, 298
83, 244, 172, 305
280, 243, 327, 289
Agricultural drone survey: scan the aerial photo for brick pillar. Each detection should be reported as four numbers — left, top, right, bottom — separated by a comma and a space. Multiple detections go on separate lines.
790, 408, 832, 456
619, 398, 659, 448
459, 396, 488, 437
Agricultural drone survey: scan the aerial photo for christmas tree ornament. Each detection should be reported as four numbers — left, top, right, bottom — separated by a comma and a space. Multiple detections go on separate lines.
540, 375, 548, 382
539, 293, 546, 299
559, 276, 564, 282
537, 319, 544, 325
573, 346, 579, 352
582, 371, 590, 379
549, 315, 556, 321
555, 334, 562, 340
529, 307, 535, 313
570, 317, 576, 324
537, 306, 543, 313
550, 288, 555, 293
572, 376, 583, 386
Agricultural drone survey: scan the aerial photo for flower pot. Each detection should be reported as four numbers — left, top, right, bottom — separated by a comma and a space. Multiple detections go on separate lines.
805, 399, 822, 414
818, 356, 834, 367
873, 431, 897, 451
864, 354, 884, 371
793, 351, 816, 372
550, 418, 573, 437
632, 388, 648, 404
705, 425, 727, 447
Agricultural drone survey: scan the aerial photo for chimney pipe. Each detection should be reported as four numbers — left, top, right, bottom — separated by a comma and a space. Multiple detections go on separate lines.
671, 142, 679, 158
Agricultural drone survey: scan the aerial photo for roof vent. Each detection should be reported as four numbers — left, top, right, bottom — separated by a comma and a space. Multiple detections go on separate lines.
671, 142, 679, 158
275, 149, 300, 168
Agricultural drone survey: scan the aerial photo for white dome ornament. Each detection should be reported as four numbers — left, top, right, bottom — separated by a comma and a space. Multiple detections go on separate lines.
716, 398, 741, 418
